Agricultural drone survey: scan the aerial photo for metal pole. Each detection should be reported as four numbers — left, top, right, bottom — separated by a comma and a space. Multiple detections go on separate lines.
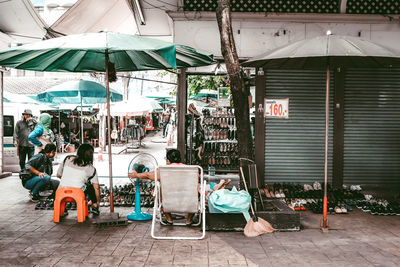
140, 72, 144, 96
0, 70, 4, 174
322, 64, 330, 228
105, 52, 114, 213
58, 111, 61, 141
177, 68, 187, 162
80, 95, 84, 143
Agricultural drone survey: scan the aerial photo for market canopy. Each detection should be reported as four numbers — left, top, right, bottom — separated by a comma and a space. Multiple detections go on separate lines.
36, 79, 122, 142
36, 80, 123, 104
243, 35, 400, 69
0, 31, 215, 72
109, 96, 164, 117
3, 91, 42, 104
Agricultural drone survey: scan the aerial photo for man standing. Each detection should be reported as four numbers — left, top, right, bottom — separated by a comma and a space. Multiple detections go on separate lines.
161, 108, 171, 138
13, 109, 36, 170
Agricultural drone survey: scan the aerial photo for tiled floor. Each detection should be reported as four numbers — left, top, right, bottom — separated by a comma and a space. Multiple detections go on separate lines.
1, 173, 400, 266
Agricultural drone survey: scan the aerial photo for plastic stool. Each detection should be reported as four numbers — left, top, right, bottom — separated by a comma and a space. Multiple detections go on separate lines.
53, 187, 88, 223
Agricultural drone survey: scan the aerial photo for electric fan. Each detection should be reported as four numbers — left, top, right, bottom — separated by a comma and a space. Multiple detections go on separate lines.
127, 153, 158, 221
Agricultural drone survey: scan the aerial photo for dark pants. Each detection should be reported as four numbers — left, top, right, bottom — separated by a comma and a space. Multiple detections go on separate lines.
162, 122, 168, 137
18, 145, 34, 170
85, 184, 97, 204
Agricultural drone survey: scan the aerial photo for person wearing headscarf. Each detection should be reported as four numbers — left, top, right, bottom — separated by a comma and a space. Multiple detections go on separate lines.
29, 113, 54, 154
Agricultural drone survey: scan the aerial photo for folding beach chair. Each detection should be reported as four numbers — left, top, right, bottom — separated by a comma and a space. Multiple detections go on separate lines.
151, 165, 206, 240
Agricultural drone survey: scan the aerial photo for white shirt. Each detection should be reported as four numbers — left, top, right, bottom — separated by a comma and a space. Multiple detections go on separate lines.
57, 157, 99, 191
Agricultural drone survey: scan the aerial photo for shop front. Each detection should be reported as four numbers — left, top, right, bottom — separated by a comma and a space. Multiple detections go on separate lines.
255, 68, 400, 188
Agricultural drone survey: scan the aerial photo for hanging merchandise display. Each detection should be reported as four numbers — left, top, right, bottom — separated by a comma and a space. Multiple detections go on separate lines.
186, 106, 239, 174
201, 108, 239, 173
119, 117, 147, 151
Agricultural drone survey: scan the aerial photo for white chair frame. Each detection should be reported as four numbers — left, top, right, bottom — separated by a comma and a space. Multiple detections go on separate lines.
151, 165, 206, 240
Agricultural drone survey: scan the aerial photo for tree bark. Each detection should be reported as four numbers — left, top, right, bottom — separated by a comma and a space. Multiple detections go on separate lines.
216, 0, 253, 160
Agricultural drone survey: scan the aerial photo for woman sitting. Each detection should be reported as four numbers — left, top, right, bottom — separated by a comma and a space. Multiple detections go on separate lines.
56, 144, 100, 215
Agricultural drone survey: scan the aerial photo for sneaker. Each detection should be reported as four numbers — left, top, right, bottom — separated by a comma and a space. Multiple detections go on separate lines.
30, 194, 40, 203
160, 218, 173, 226
313, 182, 321, 190
364, 194, 373, 201
334, 206, 342, 214
91, 206, 100, 216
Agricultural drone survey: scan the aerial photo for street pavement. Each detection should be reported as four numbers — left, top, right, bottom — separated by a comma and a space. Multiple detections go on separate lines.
0, 131, 399, 266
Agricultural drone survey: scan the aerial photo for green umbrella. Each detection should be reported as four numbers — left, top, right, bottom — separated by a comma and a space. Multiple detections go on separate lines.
37, 80, 123, 142
0, 32, 214, 72
0, 31, 215, 213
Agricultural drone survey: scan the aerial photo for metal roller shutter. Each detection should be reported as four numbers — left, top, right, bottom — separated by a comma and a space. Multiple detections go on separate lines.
265, 70, 334, 184
344, 68, 400, 186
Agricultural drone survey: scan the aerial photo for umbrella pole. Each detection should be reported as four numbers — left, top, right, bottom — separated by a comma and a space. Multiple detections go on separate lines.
105, 52, 114, 213
80, 95, 84, 144
58, 111, 61, 143
322, 64, 330, 229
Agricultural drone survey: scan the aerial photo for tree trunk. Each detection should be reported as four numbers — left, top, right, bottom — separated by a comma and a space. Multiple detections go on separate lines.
216, 0, 253, 160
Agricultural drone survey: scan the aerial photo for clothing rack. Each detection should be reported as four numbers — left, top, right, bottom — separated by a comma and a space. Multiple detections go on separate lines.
118, 124, 146, 154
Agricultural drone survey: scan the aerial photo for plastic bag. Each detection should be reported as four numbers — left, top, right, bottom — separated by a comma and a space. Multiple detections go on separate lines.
208, 186, 251, 221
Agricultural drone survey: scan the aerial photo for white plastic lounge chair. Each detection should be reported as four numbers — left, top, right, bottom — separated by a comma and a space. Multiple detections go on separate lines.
151, 165, 206, 240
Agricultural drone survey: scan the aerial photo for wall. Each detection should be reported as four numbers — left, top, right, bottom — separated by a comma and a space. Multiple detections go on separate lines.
173, 16, 400, 58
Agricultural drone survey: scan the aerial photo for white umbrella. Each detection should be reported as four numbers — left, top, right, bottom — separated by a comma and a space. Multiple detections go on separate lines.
109, 96, 164, 117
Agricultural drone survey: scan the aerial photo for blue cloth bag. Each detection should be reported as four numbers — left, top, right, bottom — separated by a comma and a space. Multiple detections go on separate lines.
208, 186, 251, 221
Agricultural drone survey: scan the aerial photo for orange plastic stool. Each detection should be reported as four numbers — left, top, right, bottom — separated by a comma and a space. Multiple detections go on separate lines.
53, 187, 88, 223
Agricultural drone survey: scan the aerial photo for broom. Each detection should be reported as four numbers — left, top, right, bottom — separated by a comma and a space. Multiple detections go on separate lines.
240, 167, 275, 237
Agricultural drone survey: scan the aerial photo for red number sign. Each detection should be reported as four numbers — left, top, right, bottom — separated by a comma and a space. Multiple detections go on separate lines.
265, 98, 289, 118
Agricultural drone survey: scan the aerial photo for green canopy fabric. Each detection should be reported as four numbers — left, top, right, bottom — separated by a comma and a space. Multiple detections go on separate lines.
37, 80, 123, 104
0, 31, 215, 72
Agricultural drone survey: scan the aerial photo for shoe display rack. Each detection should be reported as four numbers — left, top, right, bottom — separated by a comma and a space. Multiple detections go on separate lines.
186, 107, 240, 174
201, 109, 239, 173
100, 181, 155, 208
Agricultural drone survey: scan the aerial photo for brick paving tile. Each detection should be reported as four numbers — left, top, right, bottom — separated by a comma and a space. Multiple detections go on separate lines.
145, 254, 174, 265
0, 145, 399, 267
246, 257, 271, 267
208, 258, 229, 266
82, 255, 124, 266
28, 256, 63, 267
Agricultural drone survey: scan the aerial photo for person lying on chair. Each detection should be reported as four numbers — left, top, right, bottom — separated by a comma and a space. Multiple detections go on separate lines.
128, 149, 196, 226
56, 144, 101, 215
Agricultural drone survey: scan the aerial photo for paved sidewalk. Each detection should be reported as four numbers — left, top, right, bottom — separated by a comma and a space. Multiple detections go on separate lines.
0, 173, 399, 267
1, 131, 399, 266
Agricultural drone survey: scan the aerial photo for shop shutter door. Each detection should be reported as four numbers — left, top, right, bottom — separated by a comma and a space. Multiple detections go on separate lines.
343, 68, 400, 186
265, 70, 334, 184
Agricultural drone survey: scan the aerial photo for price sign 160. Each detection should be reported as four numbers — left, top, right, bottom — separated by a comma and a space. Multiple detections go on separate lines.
265, 98, 289, 118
